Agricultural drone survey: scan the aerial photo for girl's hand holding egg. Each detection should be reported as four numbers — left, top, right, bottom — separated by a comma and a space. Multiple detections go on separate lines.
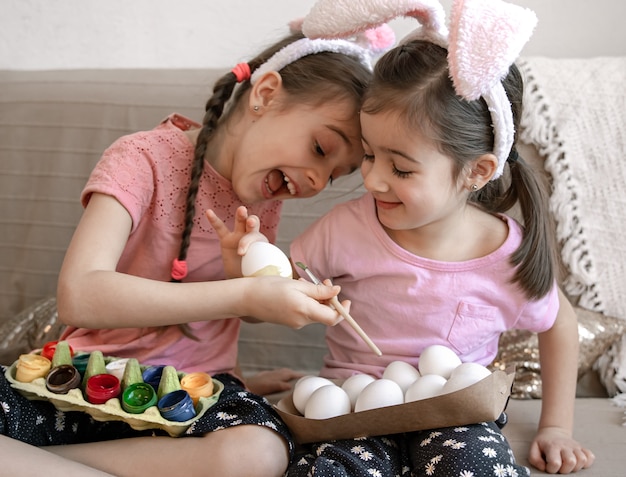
206, 206, 271, 279
241, 242, 293, 278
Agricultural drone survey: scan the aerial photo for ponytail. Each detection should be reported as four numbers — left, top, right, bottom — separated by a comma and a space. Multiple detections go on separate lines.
474, 153, 559, 299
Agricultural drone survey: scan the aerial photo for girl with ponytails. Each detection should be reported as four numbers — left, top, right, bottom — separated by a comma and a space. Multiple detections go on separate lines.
227, 1, 595, 475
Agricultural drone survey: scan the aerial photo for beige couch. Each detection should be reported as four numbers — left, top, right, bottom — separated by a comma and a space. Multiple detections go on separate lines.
1, 66, 625, 476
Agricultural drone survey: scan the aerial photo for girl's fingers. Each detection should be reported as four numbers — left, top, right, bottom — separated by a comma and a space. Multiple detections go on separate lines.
205, 209, 228, 238
237, 232, 269, 255
233, 206, 249, 234
245, 214, 261, 234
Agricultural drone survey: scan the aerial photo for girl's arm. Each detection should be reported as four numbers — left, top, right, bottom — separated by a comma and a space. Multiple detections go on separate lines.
57, 193, 343, 330
529, 288, 595, 473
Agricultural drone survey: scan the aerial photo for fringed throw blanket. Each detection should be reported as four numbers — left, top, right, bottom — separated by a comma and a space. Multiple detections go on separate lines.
519, 56, 626, 320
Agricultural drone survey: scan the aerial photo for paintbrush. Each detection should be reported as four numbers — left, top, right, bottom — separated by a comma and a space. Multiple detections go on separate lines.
295, 262, 382, 357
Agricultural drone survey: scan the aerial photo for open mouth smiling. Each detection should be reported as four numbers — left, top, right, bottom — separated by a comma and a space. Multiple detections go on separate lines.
265, 169, 297, 197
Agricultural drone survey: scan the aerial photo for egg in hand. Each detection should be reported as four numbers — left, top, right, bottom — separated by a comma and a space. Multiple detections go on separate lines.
241, 242, 293, 278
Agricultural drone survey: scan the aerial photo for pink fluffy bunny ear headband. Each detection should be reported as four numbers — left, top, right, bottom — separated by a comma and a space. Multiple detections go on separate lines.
245, 12, 396, 85
304, 0, 537, 180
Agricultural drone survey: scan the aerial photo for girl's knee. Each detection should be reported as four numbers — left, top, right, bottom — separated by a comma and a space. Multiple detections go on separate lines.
205, 425, 290, 477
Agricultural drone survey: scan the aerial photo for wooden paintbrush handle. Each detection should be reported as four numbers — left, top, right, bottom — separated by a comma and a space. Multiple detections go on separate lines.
330, 296, 382, 356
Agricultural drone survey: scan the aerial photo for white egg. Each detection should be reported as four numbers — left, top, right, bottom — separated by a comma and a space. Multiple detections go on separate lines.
442, 363, 492, 394
292, 376, 334, 414
341, 374, 376, 410
295, 374, 316, 386
418, 345, 462, 378
450, 362, 492, 380
304, 384, 351, 420
441, 374, 481, 394
354, 378, 404, 412
241, 242, 293, 278
382, 360, 421, 393
404, 374, 447, 402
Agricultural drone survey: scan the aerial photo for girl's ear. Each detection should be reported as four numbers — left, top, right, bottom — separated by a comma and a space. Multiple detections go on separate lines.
249, 71, 283, 112
466, 153, 498, 190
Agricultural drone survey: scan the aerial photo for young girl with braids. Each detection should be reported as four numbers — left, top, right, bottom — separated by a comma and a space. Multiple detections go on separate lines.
226, 1, 595, 475
0, 15, 394, 476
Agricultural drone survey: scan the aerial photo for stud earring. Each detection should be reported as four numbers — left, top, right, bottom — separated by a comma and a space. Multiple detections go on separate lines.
253, 105, 260, 112
471, 184, 479, 191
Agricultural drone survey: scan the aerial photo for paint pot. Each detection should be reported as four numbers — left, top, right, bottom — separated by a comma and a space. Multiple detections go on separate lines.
158, 390, 197, 422
45, 364, 81, 394
142, 365, 165, 391
15, 354, 51, 383
86, 373, 121, 404
71, 353, 91, 376
122, 382, 158, 414
180, 372, 214, 405
105, 358, 130, 381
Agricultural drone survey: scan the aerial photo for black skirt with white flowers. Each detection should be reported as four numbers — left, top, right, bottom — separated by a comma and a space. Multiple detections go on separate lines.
0, 369, 294, 456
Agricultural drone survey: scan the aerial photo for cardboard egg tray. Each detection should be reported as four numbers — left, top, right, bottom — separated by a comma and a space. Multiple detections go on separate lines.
6, 354, 224, 437
275, 368, 514, 444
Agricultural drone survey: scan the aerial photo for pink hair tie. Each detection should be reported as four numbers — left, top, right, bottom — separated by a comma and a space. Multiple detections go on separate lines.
231, 62, 251, 83
171, 258, 188, 281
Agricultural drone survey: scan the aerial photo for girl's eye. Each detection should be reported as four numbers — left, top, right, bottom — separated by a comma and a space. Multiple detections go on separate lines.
392, 165, 412, 178
362, 153, 374, 162
314, 141, 326, 157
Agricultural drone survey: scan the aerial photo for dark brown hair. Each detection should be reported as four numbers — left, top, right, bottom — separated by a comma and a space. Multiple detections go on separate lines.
362, 39, 558, 299
175, 33, 371, 338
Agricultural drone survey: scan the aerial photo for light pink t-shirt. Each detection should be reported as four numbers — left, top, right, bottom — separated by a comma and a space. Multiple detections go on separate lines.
60, 114, 283, 374
290, 192, 559, 379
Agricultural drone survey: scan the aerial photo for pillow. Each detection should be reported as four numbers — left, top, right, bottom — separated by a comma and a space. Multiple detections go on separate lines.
490, 307, 625, 398
0, 296, 64, 365
594, 332, 626, 398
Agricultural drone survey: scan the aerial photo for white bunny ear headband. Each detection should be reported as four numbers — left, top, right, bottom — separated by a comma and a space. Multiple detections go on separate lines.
303, 0, 537, 180
241, 14, 395, 86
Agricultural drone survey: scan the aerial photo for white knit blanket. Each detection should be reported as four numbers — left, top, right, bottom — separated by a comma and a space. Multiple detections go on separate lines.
519, 56, 626, 320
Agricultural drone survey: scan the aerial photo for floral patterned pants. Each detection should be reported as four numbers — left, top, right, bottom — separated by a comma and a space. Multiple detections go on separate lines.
286, 419, 530, 477
0, 368, 294, 457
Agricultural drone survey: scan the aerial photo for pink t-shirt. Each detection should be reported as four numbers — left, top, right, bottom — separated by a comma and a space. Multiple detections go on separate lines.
290, 192, 559, 379
60, 114, 283, 374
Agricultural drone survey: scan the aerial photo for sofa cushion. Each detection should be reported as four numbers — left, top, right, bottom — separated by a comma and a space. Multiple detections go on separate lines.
0, 69, 223, 324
